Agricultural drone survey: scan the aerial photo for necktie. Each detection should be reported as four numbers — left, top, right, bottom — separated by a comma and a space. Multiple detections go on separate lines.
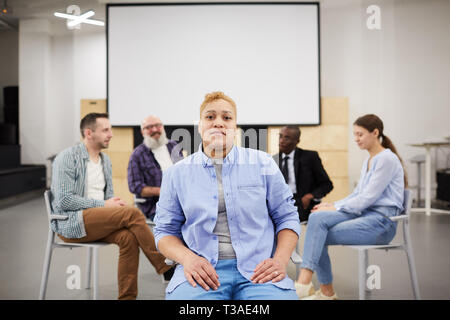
281, 156, 289, 183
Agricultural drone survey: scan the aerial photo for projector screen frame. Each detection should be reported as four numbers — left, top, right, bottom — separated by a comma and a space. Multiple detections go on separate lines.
106, 1, 321, 127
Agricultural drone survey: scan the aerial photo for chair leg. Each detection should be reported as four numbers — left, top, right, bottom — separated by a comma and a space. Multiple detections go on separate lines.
85, 247, 93, 289
417, 163, 422, 205
39, 230, 55, 300
403, 221, 421, 300
358, 249, 368, 300
294, 222, 307, 279
93, 247, 99, 300
295, 239, 302, 279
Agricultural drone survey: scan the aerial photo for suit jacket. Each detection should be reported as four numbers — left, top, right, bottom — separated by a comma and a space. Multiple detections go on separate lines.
273, 147, 333, 200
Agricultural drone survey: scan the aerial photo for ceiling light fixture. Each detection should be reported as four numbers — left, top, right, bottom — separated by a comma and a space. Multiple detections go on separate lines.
67, 10, 95, 27
54, 8, 105, 28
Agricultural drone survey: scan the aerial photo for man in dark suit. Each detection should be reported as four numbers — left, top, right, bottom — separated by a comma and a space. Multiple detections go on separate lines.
273, 126, 333, 222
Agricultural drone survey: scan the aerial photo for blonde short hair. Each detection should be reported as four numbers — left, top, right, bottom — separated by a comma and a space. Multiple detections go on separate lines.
200, 91, 237, 118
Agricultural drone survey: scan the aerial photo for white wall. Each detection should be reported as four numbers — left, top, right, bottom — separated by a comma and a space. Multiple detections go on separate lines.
73, 31, 107, 135
48, 34, 75, 156
19, 19, 51, 166
17, 0, 450, 195
321, 0, 450, 195
19, 27, 106, 159
19, 20, 106, 188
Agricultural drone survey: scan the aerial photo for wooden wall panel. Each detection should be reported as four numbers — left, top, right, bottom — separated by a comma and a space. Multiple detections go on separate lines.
105, 127, 134, 205
297, 126, 321, 151
322, 97, 349, 125
80, 99, 107, 119
320, 125, 348, 151
235, 128, 243, 147
108, 127, 134, 152
112, 178, 133, 206
103, 151, 132, 179
323, 177, 349, 203
320, 151, 348, 178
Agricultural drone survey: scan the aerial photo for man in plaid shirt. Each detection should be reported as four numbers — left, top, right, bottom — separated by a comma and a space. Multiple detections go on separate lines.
127, 115, 184, 220
51, 113, 173, 300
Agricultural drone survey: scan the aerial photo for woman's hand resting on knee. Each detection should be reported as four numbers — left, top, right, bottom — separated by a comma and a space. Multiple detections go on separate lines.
182, 254, 220, 291
251, 257, 287, 284
311, 202, 336, 213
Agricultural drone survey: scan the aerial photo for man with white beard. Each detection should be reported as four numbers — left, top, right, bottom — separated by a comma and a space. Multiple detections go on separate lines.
127, 115, 184, 220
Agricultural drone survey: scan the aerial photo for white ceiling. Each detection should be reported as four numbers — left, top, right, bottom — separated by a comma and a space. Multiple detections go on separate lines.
2, 0, 105, 19
0, 0, 339, 32
0, 0, 331, 19
0, 0, 192, 32
0, 0, 103, 30
1, 0, 273, 21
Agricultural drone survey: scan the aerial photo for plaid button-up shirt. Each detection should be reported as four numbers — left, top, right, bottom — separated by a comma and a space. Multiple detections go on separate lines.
127, 140, 183, 219
50, 143, 114, 239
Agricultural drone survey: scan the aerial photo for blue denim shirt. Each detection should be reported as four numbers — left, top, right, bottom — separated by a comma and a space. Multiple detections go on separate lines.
154, 145, 301, 293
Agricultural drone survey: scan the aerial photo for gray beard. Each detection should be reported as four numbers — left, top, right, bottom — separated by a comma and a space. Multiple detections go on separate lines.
143, 131, 169, 150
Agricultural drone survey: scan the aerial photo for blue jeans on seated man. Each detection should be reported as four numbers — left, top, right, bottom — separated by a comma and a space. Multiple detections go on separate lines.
300, 206, 399, 285
166, 259, 298, 300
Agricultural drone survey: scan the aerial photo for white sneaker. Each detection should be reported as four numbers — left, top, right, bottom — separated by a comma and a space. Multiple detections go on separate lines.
294, 281, 316, 299
303, 289, 338, 300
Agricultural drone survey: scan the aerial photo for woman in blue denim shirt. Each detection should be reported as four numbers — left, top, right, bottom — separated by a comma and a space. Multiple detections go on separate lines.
295, 114, 408, 300
154, 91, 301, 300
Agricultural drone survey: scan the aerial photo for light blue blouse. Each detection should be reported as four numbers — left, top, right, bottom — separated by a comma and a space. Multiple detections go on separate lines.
334, 149, 404, 215
154, 145, 301, 293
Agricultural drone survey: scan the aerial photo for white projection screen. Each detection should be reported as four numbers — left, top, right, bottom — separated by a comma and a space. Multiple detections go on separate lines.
107, 3, 320, 126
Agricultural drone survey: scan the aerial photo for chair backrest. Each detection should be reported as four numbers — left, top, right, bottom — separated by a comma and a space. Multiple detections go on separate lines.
43, 190, 53, 221
133, 194, 146, 205
402, 189, 412, 217
44, 189, 68, 232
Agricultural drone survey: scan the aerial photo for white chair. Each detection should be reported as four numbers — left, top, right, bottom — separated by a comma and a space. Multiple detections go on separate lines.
133, 194, 156, 230
39, 190, 110, 300
133, 194, 168, 283
346, 189, 420, 300
293, 190, 420, 300
292, 221, 307, 279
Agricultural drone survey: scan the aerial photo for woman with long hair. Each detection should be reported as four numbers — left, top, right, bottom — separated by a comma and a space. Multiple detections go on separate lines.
295, 114, 407, 299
